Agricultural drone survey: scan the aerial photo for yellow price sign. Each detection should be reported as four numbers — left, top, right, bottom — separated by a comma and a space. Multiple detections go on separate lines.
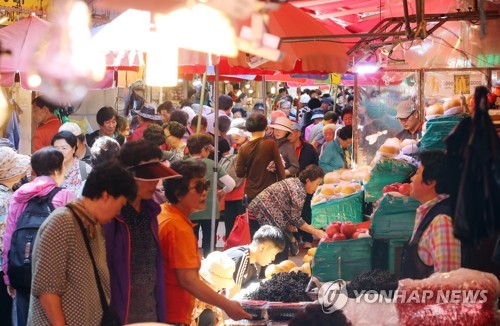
330, 73, 341, 85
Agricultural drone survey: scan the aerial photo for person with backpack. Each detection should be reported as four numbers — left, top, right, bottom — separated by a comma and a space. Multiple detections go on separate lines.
2, 147, 74, 326
222, 118, 249, 238
0, 147, 31, 326
51, 131, 92, 195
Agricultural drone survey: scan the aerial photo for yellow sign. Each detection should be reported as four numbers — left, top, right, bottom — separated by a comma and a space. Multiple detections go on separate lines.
454, 74, 470, 95
331, 73, 341, 85
0, 0, 51, 25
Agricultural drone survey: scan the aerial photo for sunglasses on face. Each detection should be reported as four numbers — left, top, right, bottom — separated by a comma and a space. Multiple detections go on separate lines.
190, 179, 210, 194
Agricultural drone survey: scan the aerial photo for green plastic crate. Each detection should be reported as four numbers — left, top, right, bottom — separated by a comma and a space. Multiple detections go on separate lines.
364, 158, 416, 203
419, 114, 467, 151
311, 191, 363, 228
371, 194, 420, 239
372, 238, 407, 279
311, 237, 372, 282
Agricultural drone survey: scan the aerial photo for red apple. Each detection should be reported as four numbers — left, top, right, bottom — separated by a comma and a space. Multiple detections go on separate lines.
382, 184, 400, 194
332, 233, 347, 241
340, 222, 356, 238
487, 92, 497, 105
331, 221, 342, 230
398, 183, 411, 196
326, 224, 339, 238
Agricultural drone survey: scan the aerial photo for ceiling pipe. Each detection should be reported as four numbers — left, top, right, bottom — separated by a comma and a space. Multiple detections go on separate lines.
402, 0, 414, 39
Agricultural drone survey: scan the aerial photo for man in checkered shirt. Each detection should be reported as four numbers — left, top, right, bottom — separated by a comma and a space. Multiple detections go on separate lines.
401, 150, 461, 280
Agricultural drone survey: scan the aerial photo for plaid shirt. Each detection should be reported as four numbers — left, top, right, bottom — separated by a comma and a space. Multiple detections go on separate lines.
410, 194, 461, 273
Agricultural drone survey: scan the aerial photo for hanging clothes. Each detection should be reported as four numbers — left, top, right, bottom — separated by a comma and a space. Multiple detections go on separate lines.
445, 87, 500, 274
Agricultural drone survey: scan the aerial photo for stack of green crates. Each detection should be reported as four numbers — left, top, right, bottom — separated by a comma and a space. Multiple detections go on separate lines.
311, 237, 372, 282
311, 191, 364, 228
419, 113, 468, 151
363, 158, 416, 202
371, 194, 420, 277
371, 194, 420, 239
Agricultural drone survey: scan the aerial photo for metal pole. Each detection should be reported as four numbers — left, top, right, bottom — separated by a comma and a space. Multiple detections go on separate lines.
353, 73, 359, 166
210, 64, 220, 253
261, 76, 266, 114
196, 70, 208, 133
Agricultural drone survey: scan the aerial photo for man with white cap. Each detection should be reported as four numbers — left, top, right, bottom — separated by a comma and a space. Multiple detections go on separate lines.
395, 100, 423, 141
305, 109, 324, 142
59, 122, 92, 165
0, 148, 30, 325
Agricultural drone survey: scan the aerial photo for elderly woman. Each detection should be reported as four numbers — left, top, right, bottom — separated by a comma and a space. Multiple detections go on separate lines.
319, 125, 353, 173
248, 165, 326, 261
158, 160, 250, 324
3, 147, 74, 326
104, 140, 180, 323
0, 148, 30, 325
319, 123, 339, 157
85, 106, 118, 147
51, 131, 92, 194
162, 121, 188, 162
269, 117, 300, 177
28, 162, 137, 326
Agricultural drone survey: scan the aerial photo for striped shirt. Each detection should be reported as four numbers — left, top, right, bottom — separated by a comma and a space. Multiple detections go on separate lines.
410, 194, 461, 273
225, 245, 259, 288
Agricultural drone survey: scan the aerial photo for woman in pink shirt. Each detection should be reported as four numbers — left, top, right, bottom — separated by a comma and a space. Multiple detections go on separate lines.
2, 147, 74, 326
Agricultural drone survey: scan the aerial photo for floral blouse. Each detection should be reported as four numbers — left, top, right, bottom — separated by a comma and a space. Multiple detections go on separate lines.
61, 158, 92, 195
0, 184, 13, 272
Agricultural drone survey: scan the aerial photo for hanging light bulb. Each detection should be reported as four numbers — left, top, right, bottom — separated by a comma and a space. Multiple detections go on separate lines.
245, 83, 251, 89
270, 86, 276, 94
145, 31, 178, 87
28, 0, 105, 103
156, 4, 238, 57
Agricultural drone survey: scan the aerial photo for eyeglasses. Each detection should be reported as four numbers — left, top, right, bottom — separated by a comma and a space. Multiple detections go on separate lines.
398, 110, 416, 122
189, 180, 210, 194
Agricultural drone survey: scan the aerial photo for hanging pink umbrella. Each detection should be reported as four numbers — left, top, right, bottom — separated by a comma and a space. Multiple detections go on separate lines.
0, 16, 49, 88
0, 16, 114, 90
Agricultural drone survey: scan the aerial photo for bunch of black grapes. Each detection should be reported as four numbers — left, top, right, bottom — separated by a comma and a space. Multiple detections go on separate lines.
346, 269, 398, 299
245, 271, 312, 302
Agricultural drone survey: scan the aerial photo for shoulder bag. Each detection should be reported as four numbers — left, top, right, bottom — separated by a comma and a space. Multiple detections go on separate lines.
68, 206, 122, 326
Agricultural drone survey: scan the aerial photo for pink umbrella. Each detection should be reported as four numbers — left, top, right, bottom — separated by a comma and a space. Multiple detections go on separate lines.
0, 16, 48, 88
0, 16, 114, 90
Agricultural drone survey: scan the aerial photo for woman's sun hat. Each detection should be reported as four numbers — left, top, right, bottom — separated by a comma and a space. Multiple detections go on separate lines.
0, 147, 31, 182
133, 105, 162, 121
268, 116, 292, 132
199, 251, 236, 290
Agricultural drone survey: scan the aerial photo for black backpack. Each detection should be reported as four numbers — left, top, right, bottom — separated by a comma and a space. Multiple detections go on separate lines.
7, 187, 62, 289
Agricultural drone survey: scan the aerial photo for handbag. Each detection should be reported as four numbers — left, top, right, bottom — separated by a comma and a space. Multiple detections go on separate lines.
224, 195, 251, 250
68, 206, 122, 326
224, 213, 251, 250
